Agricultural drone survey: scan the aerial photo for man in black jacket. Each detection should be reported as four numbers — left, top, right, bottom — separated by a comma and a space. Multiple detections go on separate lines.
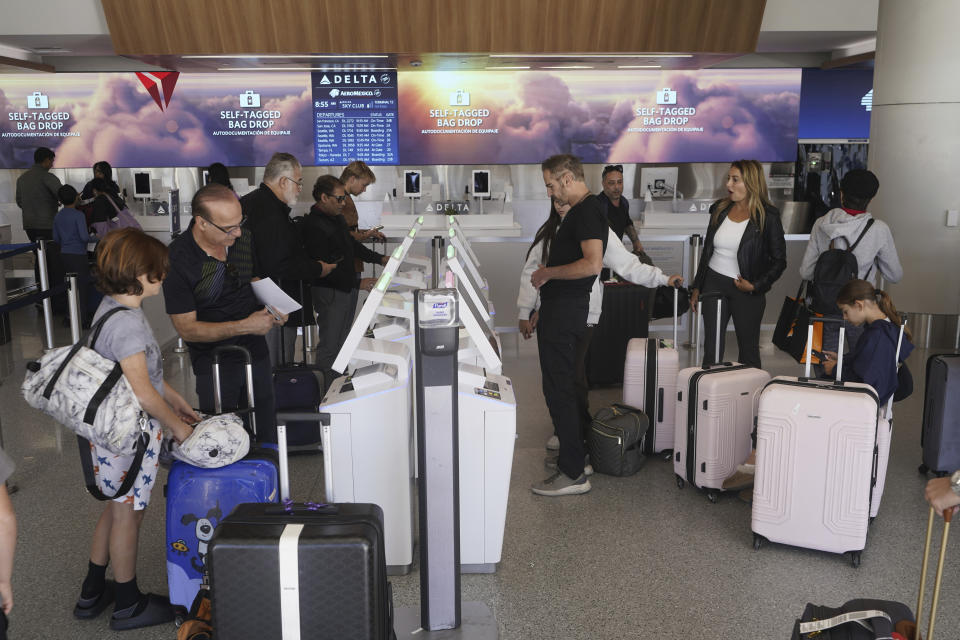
301, 175, 388, 382
242, 153, 335, 366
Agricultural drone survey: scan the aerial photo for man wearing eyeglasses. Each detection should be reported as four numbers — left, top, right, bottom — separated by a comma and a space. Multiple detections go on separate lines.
301, 175, 389, 386
242, 152, 336, 366
598, 164, 645, 256
164, 183, 287, 443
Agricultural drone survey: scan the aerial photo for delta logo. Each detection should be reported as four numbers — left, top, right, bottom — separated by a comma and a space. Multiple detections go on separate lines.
318, 73, 386, 85
136, 72, 180, 112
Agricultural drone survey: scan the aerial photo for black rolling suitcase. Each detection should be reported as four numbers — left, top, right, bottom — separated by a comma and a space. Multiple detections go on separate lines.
274, 282, 324, 448
585, 282, 650, 386
920, 353, 960, 476
208, 414, 395, 640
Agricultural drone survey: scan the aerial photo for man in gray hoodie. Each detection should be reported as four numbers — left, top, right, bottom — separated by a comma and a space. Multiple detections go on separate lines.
799, 169, 903, 351
15, 147, 61, 242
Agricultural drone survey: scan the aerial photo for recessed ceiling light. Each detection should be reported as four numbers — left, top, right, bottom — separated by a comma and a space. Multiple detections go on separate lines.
542, 65, 593, 69
216, 66, 397, 71
32, 47, 71, 54
189, 54, 388, 59
490, 53, 692, 58
618, 65, 661, 69
485, 66, 530, 70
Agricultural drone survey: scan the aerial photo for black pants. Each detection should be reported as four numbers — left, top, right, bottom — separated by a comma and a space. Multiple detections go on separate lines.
701, 268, 765, 369
192, 338, 277, 443
555, 324, 596, 442
538, 296, 589, 479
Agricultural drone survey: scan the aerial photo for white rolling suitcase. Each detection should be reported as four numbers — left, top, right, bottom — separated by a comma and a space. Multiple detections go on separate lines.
673, 294, 771, 502
623, 285, 680, 455
752, 319, 882, 566
869, 314, 908, 519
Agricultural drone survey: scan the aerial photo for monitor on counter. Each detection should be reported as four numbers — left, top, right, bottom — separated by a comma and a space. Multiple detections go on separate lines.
403, 170, 422, 198
133, 172, 152, 198
471, 170, 490, 197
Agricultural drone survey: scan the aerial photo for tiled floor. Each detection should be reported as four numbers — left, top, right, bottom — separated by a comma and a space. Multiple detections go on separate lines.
0, 307, 957, 639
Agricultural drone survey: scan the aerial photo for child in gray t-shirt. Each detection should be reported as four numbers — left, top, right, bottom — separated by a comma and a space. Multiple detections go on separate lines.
92, 296, 164, 395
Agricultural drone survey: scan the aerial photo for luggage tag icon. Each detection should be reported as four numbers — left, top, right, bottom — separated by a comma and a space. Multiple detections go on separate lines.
239, 90, 261, 108
449, 89, 470, 106
28, 91, 49, 109
656, 87, 677, 105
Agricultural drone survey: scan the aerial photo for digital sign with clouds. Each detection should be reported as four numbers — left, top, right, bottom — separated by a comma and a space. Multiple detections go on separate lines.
0, 73, 313, 169
397, 69, 801, 165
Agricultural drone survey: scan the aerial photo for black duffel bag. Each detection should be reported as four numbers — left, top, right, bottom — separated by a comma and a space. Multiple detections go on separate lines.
587, 404, 647, 477
791, 599, 915, 639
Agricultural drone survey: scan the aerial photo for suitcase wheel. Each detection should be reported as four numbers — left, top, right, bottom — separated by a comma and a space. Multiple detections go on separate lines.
675, 475, 685, 489
918, 463, 929, 475
706, 490, 719, 504
849, 551, 862, 568
752, 533, 765, 551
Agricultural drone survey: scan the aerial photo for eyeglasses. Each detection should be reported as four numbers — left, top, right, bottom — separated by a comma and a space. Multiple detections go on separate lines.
202, 215, 246, 234
283, 175, 304, 190
325, 193, 347, 203
603, 164, 624, 177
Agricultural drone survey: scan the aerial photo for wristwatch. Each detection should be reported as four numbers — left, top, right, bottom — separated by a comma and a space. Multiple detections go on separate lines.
951, 470, 960, 496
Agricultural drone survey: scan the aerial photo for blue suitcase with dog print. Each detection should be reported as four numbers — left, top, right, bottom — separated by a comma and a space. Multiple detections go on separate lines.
165, 345, 279, 621
165, 448, 279, 619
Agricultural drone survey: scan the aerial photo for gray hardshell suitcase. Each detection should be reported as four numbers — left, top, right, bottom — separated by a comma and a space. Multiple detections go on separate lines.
920, 353, 960, 476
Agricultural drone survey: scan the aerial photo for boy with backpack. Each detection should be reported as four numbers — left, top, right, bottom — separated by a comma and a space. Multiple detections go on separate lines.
798, 169, 902, 352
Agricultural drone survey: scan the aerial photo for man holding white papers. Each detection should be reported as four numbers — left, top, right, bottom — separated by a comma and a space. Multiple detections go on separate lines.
163, 183, 286, 443
242, 152, 336, 366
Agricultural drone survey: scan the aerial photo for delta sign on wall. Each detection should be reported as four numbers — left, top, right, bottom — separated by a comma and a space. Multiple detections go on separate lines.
0, 72, 313, 168
397, 69, 801, 164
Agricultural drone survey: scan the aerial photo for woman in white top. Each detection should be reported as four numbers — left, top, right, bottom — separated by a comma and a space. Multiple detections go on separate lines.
690, 160, 786, 368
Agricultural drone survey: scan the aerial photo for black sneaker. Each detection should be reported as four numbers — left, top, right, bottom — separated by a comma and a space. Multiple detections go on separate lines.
110, 593, 175, 631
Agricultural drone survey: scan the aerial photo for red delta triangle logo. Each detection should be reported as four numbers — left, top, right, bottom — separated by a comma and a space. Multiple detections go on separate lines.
135, 72, 180, 111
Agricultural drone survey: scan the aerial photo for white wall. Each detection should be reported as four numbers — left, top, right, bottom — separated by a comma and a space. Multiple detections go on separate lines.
760, 0, 878, 31
0, 0, 109, 35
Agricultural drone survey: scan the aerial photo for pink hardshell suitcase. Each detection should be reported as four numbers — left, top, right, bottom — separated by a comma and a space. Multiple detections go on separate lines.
673, 294, 771, 502
623, 285, 680, 455
752, 319, 884, 567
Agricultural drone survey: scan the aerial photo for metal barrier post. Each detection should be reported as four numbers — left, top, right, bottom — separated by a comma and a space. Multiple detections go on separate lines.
431, 236, 444, 289
36, 239, 55, 351
173, 337, 188, 354
66, 273, 81, 345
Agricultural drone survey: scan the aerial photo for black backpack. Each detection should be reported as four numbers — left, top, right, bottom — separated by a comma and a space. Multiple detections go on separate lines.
810, 218, 875, 315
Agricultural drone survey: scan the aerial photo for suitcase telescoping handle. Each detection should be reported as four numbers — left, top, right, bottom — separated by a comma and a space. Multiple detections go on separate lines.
212, 345, 256, 437
885, 314, 909, 420
698, 291, 726, 367
803, 317, 844, 382
672, 280, 680, 348
275, 412, 331, 502
915, 506, 953, 640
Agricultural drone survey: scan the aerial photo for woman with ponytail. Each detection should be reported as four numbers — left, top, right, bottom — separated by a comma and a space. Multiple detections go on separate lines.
822, 279, 914, 405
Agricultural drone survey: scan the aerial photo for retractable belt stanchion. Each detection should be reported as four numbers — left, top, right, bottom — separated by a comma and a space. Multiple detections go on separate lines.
395, 288, 498, 639
431, 237, 445, 289
66, 273, 81, 345
36, 239, 55, 351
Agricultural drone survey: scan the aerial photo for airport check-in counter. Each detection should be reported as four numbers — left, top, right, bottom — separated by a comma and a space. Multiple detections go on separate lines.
321, 219, 516, 573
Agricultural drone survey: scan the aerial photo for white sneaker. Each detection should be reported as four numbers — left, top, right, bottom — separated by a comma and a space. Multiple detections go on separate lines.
531, 471, 591, 496
546, 435, 559, 451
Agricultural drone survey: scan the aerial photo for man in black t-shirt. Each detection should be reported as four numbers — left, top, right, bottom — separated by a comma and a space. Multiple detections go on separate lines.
531, 154, 607, 497
163, 184, 287, 443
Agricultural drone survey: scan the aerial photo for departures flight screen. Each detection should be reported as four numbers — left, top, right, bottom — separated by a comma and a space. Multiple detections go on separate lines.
311, 70, 398, 165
